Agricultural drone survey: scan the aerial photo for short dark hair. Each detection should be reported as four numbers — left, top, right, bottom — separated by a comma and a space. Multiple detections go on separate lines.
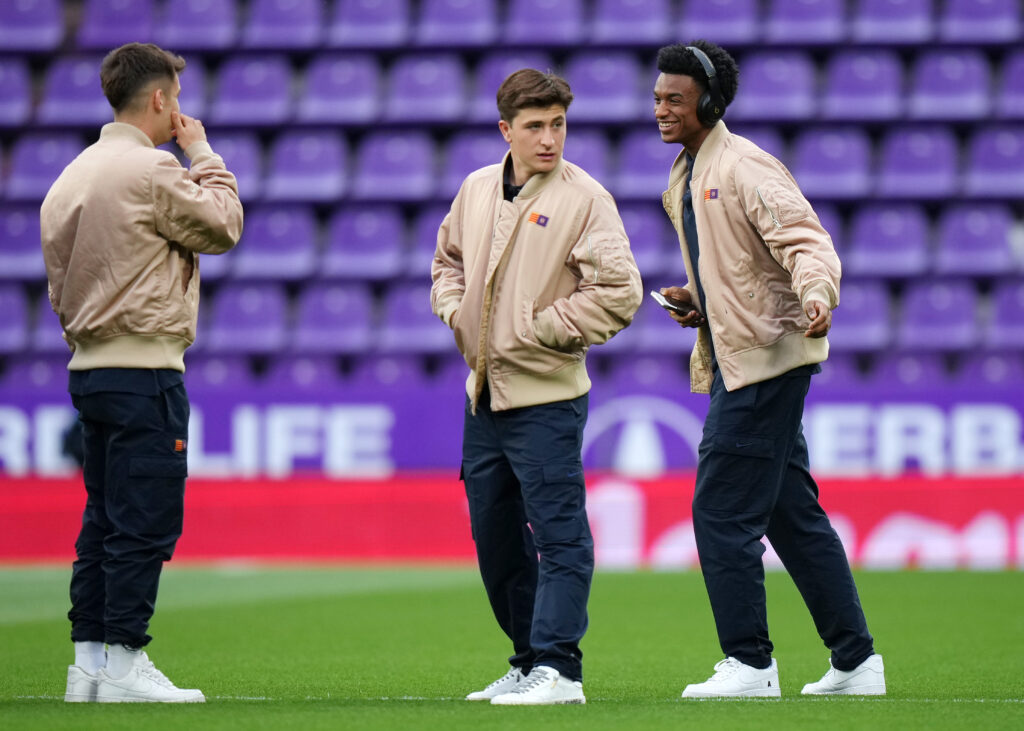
656, 40, 739, 108
100, 42, 186, 112
496, 69, 573, 123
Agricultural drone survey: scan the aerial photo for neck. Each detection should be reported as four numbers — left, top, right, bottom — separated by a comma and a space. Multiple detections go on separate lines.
113, 113, 161, 146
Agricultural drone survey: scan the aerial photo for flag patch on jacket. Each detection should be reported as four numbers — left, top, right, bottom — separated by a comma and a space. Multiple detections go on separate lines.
174, 439, 187, 452
703, 188, 719, 201
528, 212, 549, 227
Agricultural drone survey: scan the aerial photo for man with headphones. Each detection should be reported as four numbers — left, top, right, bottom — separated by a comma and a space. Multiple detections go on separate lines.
651, 41, 885, 698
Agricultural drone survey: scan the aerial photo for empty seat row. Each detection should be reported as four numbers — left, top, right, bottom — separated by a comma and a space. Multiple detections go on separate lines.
3, 124, 1023, 203
4, 279, 1023, 358
4, 47, 1024, 130
2, 0, 1019, 53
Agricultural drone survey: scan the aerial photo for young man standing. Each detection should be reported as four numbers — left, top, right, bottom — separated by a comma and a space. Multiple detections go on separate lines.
41, 43, 243, 703
432, 69, 642, 705
652, 41, 885, 698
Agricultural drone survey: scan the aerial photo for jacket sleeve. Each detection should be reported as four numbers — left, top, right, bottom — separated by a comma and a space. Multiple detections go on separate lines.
532, 193, 643, 349
736, 153, 841, 309
151, 142, 244, 255
430, 190, 465, 328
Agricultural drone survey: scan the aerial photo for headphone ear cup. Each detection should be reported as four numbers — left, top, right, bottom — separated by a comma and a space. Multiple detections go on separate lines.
696, 91, 713, 128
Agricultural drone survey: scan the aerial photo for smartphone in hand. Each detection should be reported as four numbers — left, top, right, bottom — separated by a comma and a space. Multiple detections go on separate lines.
650, 290, 698, 316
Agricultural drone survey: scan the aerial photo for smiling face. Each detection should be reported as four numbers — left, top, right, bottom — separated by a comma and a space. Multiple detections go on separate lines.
653, 72, 712, 153
499, 104, 566, 186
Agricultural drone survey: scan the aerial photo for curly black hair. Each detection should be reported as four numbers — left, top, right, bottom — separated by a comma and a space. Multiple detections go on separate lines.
656, 40, 739, 108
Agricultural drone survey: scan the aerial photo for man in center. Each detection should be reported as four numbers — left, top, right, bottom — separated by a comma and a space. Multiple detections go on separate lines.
431, 69, 642, 705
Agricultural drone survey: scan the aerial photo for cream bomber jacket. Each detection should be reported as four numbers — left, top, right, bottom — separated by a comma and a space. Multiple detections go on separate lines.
663, 121, 841, 394
41, 123, 243, 372
432, 153, 642, 412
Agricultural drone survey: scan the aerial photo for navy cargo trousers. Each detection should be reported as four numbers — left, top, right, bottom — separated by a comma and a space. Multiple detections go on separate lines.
692, 364, 875, 671
461, 385, 593, 682
67, 369, 190, 649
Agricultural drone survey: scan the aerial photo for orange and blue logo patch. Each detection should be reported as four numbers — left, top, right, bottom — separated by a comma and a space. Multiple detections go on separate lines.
528, 212, 550, 227
703, 188, 719, 201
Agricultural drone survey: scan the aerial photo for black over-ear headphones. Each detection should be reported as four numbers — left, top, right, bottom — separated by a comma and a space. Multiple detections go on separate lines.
687, 45, 726, 128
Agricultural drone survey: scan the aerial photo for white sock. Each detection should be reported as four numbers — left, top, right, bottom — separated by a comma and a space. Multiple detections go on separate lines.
73, 641, 106, 674
105, 643, 141, 679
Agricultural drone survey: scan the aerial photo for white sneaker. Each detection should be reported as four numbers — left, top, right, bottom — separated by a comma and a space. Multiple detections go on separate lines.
64, 665, 98, 702
95, 651, 205, 703
682, 657, 781, 698
802, 653, 886, 696
466, 667, 525, 701
490, 666, 585, 705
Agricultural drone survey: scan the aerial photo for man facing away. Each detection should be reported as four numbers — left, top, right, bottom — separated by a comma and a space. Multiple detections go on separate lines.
651, 40, 886, 698
431, 69, 642, 705
41, 42, 243, 703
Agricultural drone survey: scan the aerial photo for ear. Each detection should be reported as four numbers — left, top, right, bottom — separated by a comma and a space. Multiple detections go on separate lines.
152, 87, 165, 113
498, 119, 512, 143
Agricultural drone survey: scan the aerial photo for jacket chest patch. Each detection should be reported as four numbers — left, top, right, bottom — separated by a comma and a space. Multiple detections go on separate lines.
703, 188, 719, 201
528, 211, 550, 227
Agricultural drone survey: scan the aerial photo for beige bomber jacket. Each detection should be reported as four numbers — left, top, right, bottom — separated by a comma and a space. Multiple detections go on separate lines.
663, 121, 841, 394
41, 123, 243, 372
431, 153, 643, 412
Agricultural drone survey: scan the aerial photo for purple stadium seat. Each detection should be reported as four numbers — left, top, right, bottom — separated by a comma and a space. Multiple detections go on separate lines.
939, 0, 1020, 42
876, 126, 959, 199
591, 0, 672, 46
205, 283, 289, 354
416, 0, 498, 46
814, 203, 843, 253
765, 0, 845, 44
408, 204, 449, 278
829, 279, 891, 353
384, 54, 466, 123
564, 129, 612, 188
897, 280, 980, 352
0, 355, 70, 397
37, 57, 111, 127
0, 59, 31, 127
844, 204, 930, 277
0, 284, 29, 353
231, 206, 318, 281
618, 203, 675, 277
208, 56, 292, 127
679, 0, 758, 45
613, 129, 679, 200
997, 50, 1024, 120
32, 289, 66, 353
208, 132, 263, 202
866, 353, 949, 390
377, 283, 452, 354
184, 355, 257, 393
813, 353, 865, 392
297, 54, 380, 124
264, 131, 348, 202
563, 52, 643, 123
934, 204, 1016, 276
821, 50, 904, 121
851, 0, 933, 44
6, 134, 83, 201
322, 205, 406, 280
263, 355, 345, 391
955, 351, 1024, 389
963, 126, 1024, 198
984, 279, 1024, 349
789, 127, 871, 199
505, 0, 584, 45
290, 283, 375, 354
328, 0, 409, 48
77, 0, 154, 49
441, 131, 508, 199
243, 0, 323, 49
156, 0, 237, 51
632, 301, 699, 354
730, 125, 787, 162
727, 52, 816, 122
348, 354, 429, 388
352, 131, 435, 201
469, 51, 553, 122
604, 355, 688, 398
908, 50, 991, 121
434, 353, 470, 390
175, 56, 207, 120
0, 0, 64, 52
0, 205, 45, 280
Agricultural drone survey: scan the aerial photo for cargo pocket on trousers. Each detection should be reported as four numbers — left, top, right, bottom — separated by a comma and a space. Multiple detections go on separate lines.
696, 433, 777, 515
532, 462, 590, 545
128, 455, 188, 538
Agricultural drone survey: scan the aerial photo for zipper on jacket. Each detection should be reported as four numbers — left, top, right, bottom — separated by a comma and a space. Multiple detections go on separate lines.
755, 188, 783, 230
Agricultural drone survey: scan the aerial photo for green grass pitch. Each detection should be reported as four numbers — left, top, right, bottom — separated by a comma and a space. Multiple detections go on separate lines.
1, 566, 1021, 730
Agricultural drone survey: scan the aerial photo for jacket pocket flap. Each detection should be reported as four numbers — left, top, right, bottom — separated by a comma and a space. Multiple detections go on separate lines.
129, 456, 188, 478
708, 433, 775, 460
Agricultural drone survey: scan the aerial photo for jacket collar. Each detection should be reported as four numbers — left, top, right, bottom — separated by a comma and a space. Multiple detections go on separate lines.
668, 120, 730, 189
100, 122, 156, 148
500, 150, 565, 200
